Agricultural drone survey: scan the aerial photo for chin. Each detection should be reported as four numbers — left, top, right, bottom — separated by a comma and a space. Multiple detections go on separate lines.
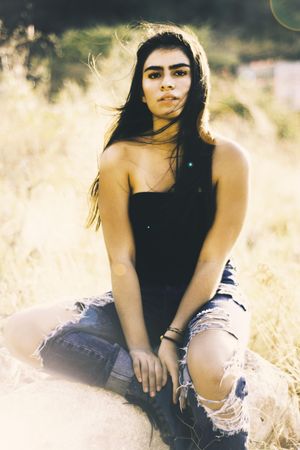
154, 111, 181, 121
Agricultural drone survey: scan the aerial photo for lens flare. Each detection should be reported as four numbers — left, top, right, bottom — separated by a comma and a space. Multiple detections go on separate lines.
270, 0, 300, 32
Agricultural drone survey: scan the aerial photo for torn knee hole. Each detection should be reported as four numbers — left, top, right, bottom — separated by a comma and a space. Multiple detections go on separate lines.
194, 376, 249, 434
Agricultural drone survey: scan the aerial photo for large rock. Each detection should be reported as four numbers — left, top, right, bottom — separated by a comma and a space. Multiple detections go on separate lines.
245, 349, 300, 447
0, 344, 299, 450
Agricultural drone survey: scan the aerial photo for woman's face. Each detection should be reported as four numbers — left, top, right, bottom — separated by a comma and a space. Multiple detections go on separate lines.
141, 47, 192, 121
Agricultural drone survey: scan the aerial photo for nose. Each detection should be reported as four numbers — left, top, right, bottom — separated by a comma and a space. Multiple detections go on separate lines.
160, 73, 175, 90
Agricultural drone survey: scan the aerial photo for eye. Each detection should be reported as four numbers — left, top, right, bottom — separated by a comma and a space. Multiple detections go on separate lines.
148, 72, 161, 79
174, 70, 188, 77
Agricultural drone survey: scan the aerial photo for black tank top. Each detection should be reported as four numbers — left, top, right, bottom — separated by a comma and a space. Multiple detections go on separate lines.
128, 149, 217, 287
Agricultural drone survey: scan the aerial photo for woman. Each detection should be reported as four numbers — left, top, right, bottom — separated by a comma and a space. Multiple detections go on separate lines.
4, 23, 251, 449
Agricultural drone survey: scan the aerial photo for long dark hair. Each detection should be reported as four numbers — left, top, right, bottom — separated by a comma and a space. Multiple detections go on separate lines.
87, 23, 216, 231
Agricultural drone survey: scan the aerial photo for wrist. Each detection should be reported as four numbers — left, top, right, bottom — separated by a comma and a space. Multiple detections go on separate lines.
160, 327, 184, 345
128, 343, 152, 353
166, 326, 184, 337
160, 334, 179, 346
169, 321, 186, 331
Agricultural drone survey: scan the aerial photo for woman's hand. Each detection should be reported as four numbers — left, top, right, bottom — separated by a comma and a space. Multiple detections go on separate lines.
158, 338, 180, 404
129, 348, 165, 397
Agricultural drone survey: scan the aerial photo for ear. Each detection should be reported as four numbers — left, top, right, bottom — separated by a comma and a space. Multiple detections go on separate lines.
141, 93, 146, 103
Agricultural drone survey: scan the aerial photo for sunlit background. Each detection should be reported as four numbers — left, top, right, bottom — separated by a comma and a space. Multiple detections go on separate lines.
0, 1, 300, 449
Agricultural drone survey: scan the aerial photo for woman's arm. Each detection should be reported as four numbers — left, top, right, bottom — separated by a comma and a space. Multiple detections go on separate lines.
99, 144, 150, 349
98, 143, 165, 395
169, 138, 250, 331
158, 139, 250, 403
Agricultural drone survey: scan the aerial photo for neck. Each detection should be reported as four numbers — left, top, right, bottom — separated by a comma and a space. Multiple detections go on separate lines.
150, 117, 179, 150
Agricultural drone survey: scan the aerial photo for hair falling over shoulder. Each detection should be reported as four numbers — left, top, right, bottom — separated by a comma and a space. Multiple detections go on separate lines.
86, 22, 216, 232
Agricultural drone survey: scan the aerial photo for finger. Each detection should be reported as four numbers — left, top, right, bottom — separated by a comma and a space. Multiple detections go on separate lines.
148, 360, 156, 397
154, 360, 163, 391
162, 363, 168, 387
132, 357, 142, 383
141, 360, 149, 393
170, 368, 179, 404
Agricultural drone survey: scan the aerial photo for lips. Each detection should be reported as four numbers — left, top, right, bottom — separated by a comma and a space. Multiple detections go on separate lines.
158, 95, 178, 102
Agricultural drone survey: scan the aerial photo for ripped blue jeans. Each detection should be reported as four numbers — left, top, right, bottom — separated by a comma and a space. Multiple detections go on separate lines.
35, 260, 250, 449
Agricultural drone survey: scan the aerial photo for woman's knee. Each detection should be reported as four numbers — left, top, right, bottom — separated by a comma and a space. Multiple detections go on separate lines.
185, 332, 249, 435
3, 303, 79, 367
186, 329, 241, 402
3, 309, 40, 365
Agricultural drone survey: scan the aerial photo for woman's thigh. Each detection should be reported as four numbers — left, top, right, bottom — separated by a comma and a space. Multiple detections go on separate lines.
35, 292, 128, 359
4, 291, 126, 367
186, 295, 251, 348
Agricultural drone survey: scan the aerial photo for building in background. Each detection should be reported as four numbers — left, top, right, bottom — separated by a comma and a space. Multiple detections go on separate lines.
238, 60, 300, 111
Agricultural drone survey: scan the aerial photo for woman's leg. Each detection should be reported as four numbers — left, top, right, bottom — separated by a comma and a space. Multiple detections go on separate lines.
3, 292, 189, 449
3, 300, 82, 368
179, 296, 250, 450
36, 296, 136, 395
4, 292, 152, 395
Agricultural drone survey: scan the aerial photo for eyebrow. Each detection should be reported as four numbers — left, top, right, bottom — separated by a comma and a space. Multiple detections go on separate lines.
144, 63, 191, 73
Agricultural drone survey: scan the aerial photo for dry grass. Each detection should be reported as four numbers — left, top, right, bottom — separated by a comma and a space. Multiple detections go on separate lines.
0, 35, 300, 449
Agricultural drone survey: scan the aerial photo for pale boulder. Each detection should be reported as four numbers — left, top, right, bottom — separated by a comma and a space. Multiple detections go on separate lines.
0, 343, 299, 450
245, 349, 300, 445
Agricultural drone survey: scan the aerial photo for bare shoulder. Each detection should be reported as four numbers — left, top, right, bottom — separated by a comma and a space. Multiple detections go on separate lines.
98, 141, 136, 196
212, 135, 250, 183
100, 141, 131, 171
100, 140, 142, 174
